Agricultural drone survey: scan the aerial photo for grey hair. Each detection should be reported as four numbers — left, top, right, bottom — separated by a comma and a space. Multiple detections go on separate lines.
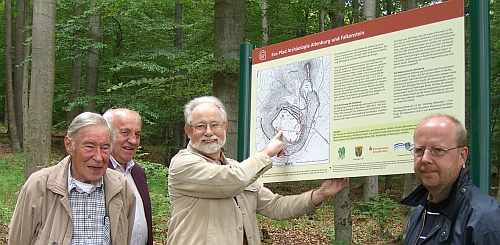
415, 113, 467, 146
184, 96, 227, 125
103, 108, 142, 135
103, 108, 142, 124
67, 112, 114, 150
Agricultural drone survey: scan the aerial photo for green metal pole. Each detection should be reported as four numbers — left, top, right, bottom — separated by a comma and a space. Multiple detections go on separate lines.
237, 43, 254, 162
469, 0, 491, 194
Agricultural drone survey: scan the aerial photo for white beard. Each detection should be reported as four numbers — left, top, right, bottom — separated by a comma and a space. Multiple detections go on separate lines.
190, 134, 226, 155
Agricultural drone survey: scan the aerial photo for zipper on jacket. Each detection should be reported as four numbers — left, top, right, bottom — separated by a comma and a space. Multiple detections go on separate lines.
415, 209, 426, 245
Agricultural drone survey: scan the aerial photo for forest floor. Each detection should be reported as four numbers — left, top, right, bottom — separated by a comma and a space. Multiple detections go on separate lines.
0, 132, 498, 245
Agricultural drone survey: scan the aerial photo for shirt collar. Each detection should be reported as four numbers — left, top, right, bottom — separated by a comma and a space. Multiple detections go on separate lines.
67, 161, 104, 193
110, 155, 135, 172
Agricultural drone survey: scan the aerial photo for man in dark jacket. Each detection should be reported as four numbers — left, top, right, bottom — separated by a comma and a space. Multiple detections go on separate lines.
104, 108, 153, 245
401, 114, 500, 245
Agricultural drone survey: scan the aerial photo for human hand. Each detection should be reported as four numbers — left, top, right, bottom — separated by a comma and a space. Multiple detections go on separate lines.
259, 131, 285, 157
311, 178, 349, 206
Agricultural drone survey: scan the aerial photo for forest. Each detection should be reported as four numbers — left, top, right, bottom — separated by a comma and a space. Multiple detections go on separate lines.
1, 0, 499, 244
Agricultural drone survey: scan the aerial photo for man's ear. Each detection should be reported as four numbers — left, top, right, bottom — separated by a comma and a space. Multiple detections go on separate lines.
460, 146, 469, 166
64, 136, 73, 155
184, 125, 192, 139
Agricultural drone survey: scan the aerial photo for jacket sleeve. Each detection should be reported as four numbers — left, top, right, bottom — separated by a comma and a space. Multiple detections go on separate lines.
253, 181, 316, 220
473, 205, 500, 244
168, 151, 272, 198
8, 180, 41, 245
125, 179, 136, 245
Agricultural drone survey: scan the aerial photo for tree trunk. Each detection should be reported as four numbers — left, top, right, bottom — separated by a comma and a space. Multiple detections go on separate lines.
14, 0, 30, 148
174, 0, 183, 49
363, 0, 377, 20
497, 172, 500, 200
329, 0, 345, 29
402, 0, 417, 11
213, 0, 246, 159
166, 0, 186, 167
328, 4, 351, 243
25, 0, 56, 179
5, 0, 22, 152
362, 176, 378, 201
83, 1, 101, 112
21, 0, 30, 150
385, 175, 392, 193
67, 7, 84, 122
262, 0, 269, 46
398, 0, 418, 241
361, 0, 379, 202
350, 0, 360, 24
334, 184, 352, 244
397, 173, 418, 242
318, 0, 325, 32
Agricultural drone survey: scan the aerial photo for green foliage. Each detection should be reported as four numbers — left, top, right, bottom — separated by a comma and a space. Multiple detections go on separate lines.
352, 193, 401, 239
134, 159, 170, 240
0, 153, 26, 223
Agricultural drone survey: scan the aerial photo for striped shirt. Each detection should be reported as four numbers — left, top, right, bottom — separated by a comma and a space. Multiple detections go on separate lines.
67, 163, 110, 245
416, 201, 443, 245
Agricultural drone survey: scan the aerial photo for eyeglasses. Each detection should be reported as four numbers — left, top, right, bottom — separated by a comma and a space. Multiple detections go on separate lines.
189, 122, 225, 132
410, 146, 463, 157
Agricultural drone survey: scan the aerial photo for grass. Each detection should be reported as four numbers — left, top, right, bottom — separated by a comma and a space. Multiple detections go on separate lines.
0, 154, 25, 224
135, 159, 171, 242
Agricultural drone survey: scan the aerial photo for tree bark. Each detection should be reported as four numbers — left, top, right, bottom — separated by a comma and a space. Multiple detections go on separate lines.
318, 0, 325, 32
14, 0, 30, 148
398, 0, 418, 240
363, 0, 377, 20
350, 0, 360, 24
334, 184, 352, 244
67, 7, 84, 122
174, 0, 183, 49
329, 0, 345, 29
83, 1, 101, 112
397, 173, 418, 242
361, 0, 379, 202
402, 0, 417, 11
5, 0, 22, 152
328, 4, 352, 243
167, 0, 187, 166
25, 0, 56, 179
213, 0, 246, 159
262, 0, 269, 46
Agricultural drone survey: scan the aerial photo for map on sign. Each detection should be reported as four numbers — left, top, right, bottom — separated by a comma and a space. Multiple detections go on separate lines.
255, 56, 331, 167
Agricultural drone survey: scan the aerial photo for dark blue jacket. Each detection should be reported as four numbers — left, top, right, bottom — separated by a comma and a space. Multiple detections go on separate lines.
108, 161, 153, 245
400, 168, 500, 245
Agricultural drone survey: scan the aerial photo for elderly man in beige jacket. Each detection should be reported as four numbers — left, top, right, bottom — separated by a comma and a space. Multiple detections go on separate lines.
8, 112, 136, 245
167, 96, 349, 245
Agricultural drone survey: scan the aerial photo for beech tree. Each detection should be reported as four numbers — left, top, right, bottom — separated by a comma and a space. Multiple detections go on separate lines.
13, 0, 30, 148
83, 1, 101, 112
25, 0, 56, 179
4, 0, 21, 152
67, 6, 84, 122
213, 0, 246, 158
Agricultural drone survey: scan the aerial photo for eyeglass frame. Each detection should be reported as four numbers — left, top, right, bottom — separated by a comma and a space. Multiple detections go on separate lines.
189, 122, 226, 132
409, 145, 464, 157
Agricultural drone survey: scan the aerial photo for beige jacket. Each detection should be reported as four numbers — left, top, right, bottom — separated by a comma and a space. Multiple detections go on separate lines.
8, 156, 136, 245
167, 145, 316, 245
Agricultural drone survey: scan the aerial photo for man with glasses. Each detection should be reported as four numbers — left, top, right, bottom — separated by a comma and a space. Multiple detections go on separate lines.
166, 96, 349, 245
401, 114, 500, 245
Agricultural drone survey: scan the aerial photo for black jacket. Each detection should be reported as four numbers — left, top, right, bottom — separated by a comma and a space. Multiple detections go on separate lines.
400, 168, 500, 245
